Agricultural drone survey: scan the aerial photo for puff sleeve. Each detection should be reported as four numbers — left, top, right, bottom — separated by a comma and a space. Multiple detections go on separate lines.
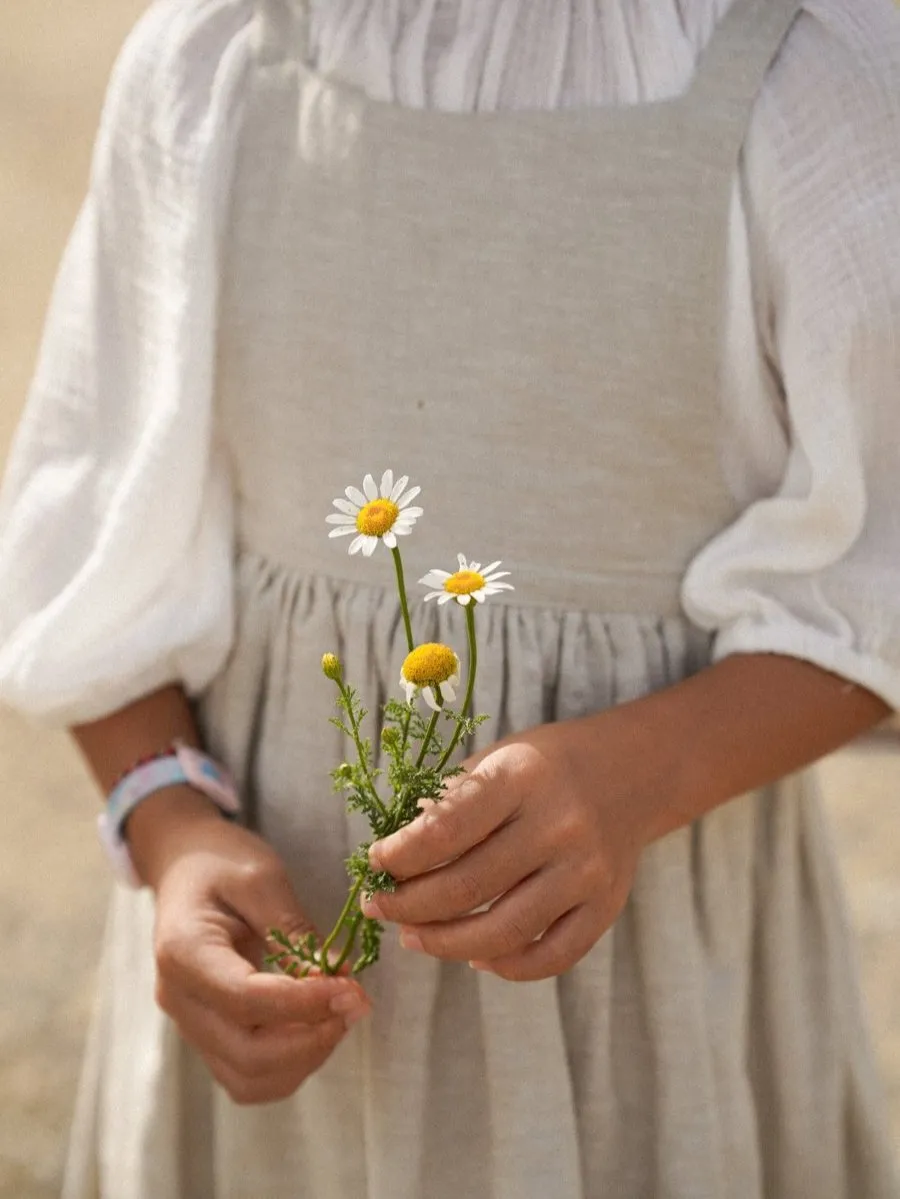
0, 0, 254, 724
682, 0, 900, 710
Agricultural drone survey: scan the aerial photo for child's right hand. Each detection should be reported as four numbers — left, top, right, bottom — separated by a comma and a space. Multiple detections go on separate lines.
127, 790, 370, 1105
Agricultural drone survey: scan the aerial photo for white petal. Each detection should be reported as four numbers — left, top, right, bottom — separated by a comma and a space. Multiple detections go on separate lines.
328, 526, 356, 538
383, 531, 397, 549
401, 680, 416, 704
361, 536, 379, 556
472, 590, 486, 602
398, 486, 421, 509
423, 687, 441, 712
398, 506, 423, 519
380, 469, 394, 497
457, 553, 467, 569
349, 535, 366, 555
441, 681, 457, 704
437, 593, 455, 605
484, 571, 511, 581
427, 569, 451, 581
345, 486, 367, 507
469, 562, 481, 573
457, 593, 472, 605
419, 571, 445, 587
485, 582, 515, 592
393, 526, 413, 536
332, 497, 358, 517
422, 590, 444, 602
390, 475, 409, 502
363, 474, 378, 500
326, 513, 356, 525
482, 561, 502, 575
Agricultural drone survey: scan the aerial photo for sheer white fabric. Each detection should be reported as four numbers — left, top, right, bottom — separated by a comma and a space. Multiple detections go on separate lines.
0, 0, 898, 723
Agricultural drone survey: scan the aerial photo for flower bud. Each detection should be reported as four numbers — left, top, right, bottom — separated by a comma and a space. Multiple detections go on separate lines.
381, 727, 401, 751
321, 653, 343, 682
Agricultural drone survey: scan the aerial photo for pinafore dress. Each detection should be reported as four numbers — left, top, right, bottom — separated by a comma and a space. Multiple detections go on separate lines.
64, 0, 899, 1195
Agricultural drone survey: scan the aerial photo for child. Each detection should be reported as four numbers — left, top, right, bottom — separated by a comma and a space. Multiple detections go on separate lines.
1, 1, 898, 1196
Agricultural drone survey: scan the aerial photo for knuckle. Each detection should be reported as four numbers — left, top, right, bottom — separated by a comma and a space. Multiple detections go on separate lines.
233, 856, 281, 896
449, 869, 484, 913
426, 807, 464, 854
153, 932, 183, 979
553, 809, 590, 846
493, 914, 532, 956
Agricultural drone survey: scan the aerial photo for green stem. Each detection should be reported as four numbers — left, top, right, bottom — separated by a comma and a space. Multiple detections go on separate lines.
415, 687, 442, 766
436, 604, 477, 770
399, 703, 413, 758
331, 911, 364, 972
391, 546, 415, 654
319, 878, 365, 973
337, 680, 388, 820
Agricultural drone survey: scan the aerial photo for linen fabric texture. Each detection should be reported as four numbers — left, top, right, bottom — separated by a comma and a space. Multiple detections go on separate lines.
1, 1, 898, 1197
0, 0, 899, 721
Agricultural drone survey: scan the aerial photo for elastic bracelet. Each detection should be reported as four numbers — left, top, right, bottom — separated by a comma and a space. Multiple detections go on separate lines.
109, 743, 179, 791
97, 741, 241, 888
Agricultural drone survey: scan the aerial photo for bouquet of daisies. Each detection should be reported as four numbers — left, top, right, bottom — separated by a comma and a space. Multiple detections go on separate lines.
267, 471, 513, 976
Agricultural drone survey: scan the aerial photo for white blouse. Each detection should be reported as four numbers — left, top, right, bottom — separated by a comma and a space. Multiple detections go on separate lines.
0, 0, 899, 725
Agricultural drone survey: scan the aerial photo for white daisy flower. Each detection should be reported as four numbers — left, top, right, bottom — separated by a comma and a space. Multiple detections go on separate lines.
326, 471, 423, 557
420, 555, 514, 606
400, 643, 461, 712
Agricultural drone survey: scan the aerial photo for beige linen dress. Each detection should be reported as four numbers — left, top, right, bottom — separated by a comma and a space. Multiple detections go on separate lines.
63, 0, 898, 1195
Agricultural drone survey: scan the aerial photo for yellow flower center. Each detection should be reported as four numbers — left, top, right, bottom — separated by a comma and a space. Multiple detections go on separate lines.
402, 643, 458, 686
356, 499, 400, 537
444, 569, 486, 596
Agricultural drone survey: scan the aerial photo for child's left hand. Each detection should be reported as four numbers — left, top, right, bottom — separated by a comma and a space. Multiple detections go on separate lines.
361, 718, 654, 981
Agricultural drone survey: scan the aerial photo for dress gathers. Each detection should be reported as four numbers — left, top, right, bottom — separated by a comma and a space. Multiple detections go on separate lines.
1, 1, 899, 1197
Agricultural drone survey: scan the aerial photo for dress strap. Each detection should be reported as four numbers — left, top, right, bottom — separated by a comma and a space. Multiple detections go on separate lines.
255, 0, 310, 67
690, 0, 804, 110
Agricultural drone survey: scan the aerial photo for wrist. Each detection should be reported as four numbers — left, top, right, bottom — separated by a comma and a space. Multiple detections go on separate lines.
126, 785, 226, 890
564, 703, 682, 849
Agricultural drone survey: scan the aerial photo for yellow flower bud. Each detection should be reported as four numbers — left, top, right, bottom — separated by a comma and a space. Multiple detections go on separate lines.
321, 653, 343, 682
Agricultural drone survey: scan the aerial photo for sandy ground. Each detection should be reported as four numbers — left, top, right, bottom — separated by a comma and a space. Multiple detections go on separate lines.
1, 6, 898, 1197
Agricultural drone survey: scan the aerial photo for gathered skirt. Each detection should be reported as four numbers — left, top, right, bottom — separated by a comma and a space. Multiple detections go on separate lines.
63, 552, 898, 1198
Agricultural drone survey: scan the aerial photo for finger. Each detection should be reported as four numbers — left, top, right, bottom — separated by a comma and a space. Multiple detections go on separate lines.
157, 931, 367, 1029
470, 904, 603, 982
362, 818, 542, 925
172, 990, 350, 1080
203, 1020, 346, 1107
369, 764, 519, 880
397, 867, 577, 962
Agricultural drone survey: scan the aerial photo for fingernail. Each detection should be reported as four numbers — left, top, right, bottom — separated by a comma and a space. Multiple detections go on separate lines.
399, 930, 424, 953
361, 898, 384, 920
330, 993, 367, 1016
469, 961, 491, 972
368, 844, 383, 871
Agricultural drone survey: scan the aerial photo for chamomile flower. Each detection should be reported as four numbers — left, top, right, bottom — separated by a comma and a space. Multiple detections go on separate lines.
400, 643, 461, 712
327, 471, 423, 556
420, 555, 514, 606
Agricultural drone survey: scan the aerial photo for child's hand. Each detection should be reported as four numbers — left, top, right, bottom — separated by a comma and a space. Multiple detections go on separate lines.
361, 720, 652, 982
132, 796, 370, 1104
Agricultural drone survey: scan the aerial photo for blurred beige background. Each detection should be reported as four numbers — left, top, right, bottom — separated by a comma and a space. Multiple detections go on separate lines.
0, 5, 898, 1197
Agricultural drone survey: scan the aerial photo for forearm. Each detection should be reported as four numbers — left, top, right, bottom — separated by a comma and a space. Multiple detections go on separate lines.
70, 684, 224, 887
579, 653, 890, 844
